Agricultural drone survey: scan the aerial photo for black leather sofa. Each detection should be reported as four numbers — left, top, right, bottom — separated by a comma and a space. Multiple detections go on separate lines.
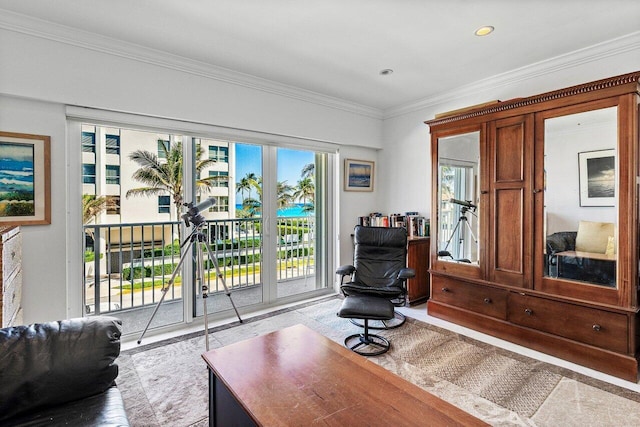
0, 316, 130, 426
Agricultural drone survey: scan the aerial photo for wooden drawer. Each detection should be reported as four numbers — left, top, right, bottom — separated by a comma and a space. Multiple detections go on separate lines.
2, 268, 22, 326
508, 293, 628, 354
431, 276, 508, 320
1, 227, 21, 279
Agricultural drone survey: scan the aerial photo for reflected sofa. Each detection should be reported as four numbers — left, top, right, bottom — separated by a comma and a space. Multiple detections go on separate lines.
546, 221, 616, 287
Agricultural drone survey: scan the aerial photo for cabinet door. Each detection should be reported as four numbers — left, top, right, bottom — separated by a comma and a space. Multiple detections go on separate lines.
488, 115, 533, 288
534, 97, 636, 307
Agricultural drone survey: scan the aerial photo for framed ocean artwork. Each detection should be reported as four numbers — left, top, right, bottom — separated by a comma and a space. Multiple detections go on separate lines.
344, 159, 374, 192
0, 131, 51, 225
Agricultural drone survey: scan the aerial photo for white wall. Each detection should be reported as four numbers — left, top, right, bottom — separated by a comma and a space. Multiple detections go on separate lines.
336, 146, 381, 268
0, 96, 69, 321
0, 28, 381, 323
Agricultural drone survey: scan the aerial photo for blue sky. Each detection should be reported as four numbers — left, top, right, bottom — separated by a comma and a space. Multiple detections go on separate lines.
235, 144, 313, 201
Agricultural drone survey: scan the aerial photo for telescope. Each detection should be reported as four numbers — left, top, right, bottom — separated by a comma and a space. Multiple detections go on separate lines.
182, 197, 216, 227
449, 198, 477, 210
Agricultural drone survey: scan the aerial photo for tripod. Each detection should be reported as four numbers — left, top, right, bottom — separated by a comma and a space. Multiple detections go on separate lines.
441, 207, 477, 261
137, 216, 243, 350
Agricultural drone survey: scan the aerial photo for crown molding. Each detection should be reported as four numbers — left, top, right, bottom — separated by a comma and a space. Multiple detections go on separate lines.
425, 70, 640, 127
0, 9, 383, 120
384, 31, 640, 119
2, 10, 638, 123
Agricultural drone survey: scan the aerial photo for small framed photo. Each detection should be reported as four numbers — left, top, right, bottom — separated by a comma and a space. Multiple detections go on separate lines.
0, 131, 51, 225
344, 159, 374, 192
578, 149, 615, 207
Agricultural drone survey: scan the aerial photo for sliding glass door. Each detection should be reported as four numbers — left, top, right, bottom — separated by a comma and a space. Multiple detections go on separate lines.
77, 118, 333, 336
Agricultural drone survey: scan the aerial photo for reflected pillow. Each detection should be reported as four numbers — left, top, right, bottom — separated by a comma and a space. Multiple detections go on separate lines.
605, 235, 616, 257
575, 220, 615, 254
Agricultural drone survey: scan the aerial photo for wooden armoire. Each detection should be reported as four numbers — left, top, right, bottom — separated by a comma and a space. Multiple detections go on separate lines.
426, 71, 640, 381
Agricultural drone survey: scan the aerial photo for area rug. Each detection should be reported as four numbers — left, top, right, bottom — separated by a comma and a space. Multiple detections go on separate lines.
117, 296, 640, 426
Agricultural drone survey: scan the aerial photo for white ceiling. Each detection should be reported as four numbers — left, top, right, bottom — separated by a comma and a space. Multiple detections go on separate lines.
1, 0, 639, 112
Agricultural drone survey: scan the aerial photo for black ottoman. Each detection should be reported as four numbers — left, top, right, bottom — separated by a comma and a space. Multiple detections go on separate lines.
337, 296, 395, 356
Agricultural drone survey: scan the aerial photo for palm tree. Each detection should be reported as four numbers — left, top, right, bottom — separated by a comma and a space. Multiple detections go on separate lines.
277, 181, 294, 209
237, 173, 261, 217
126, 140, 220, 222
236, 176, 252, 203
82, 194, 115, 224
300, 162, 314, 179
238, 177, 293, 216
237, 172, 258, 200
293, 177, 315, 212
82, 194, 118, 251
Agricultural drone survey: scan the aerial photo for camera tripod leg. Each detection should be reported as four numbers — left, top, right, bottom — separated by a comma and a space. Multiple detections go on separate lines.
137, 225, 243, 348
203, 242, 243, 325
137, 238, 194, 345
442, 218, 463, 252
194, 238, 212, 351
463, 218, 478, 243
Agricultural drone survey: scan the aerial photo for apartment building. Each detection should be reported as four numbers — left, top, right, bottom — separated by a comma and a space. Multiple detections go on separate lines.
81, 124, 235, 225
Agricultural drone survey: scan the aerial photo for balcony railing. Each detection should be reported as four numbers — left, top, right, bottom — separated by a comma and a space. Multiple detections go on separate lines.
83, 216, 315, 315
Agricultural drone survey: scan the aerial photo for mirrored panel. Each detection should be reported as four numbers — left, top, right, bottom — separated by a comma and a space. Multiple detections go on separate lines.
437, 131, 480, 264
544, 107, 617, 288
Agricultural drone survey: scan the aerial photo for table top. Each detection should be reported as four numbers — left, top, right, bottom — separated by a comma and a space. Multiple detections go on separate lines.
202, 323, 488, 426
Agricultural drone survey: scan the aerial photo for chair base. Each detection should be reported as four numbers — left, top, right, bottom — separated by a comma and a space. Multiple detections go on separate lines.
349, 310, 406, 330
337, 296, 394, 356
344, 332, 390, 356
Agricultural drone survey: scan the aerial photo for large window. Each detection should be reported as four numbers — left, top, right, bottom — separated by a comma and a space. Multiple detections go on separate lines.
82, 163, 96, 184
82, 132, 96, 153
74, 115, 334, 338
158, 195, 171, 213
105, 134, 121, 155
106, 196, 121, 215
105, 165, 120, 185
210, 196, 228, 212
208, 171, 229, 187
209, 145, 229, 162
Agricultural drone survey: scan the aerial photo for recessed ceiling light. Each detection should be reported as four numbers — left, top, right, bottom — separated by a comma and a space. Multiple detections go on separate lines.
475, 26, 495, 36
379, 69, 394, 76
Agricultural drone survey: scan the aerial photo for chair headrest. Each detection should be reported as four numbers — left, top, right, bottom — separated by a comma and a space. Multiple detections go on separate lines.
354, 225, 407, 248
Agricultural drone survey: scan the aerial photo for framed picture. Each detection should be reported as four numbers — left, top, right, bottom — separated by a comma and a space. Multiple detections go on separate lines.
344, 159, 374, 192
0, 131, 51, 225
578, 149, 615, 207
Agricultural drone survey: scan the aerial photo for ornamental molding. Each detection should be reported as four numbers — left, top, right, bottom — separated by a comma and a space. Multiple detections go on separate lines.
425, 70, 640, 127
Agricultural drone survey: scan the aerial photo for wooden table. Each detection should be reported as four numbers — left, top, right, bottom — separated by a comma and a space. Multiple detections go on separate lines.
202, 324, 488, 426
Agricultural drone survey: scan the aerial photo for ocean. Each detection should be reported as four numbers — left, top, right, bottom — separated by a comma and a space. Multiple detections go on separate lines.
236, 203, 314, 217
0, 158, 34, 194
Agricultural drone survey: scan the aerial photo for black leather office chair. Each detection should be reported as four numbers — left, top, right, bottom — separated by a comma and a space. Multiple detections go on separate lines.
337, 226, 415, 329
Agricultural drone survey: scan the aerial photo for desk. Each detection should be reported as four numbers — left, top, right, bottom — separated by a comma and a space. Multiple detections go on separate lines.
202, 324, 487, 426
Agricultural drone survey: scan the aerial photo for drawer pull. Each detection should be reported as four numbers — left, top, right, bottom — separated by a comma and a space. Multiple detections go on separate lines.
483, 298, 492, 304
593, 324, 602, 332
524, 308, 533, 316
441, 287, 450, 293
